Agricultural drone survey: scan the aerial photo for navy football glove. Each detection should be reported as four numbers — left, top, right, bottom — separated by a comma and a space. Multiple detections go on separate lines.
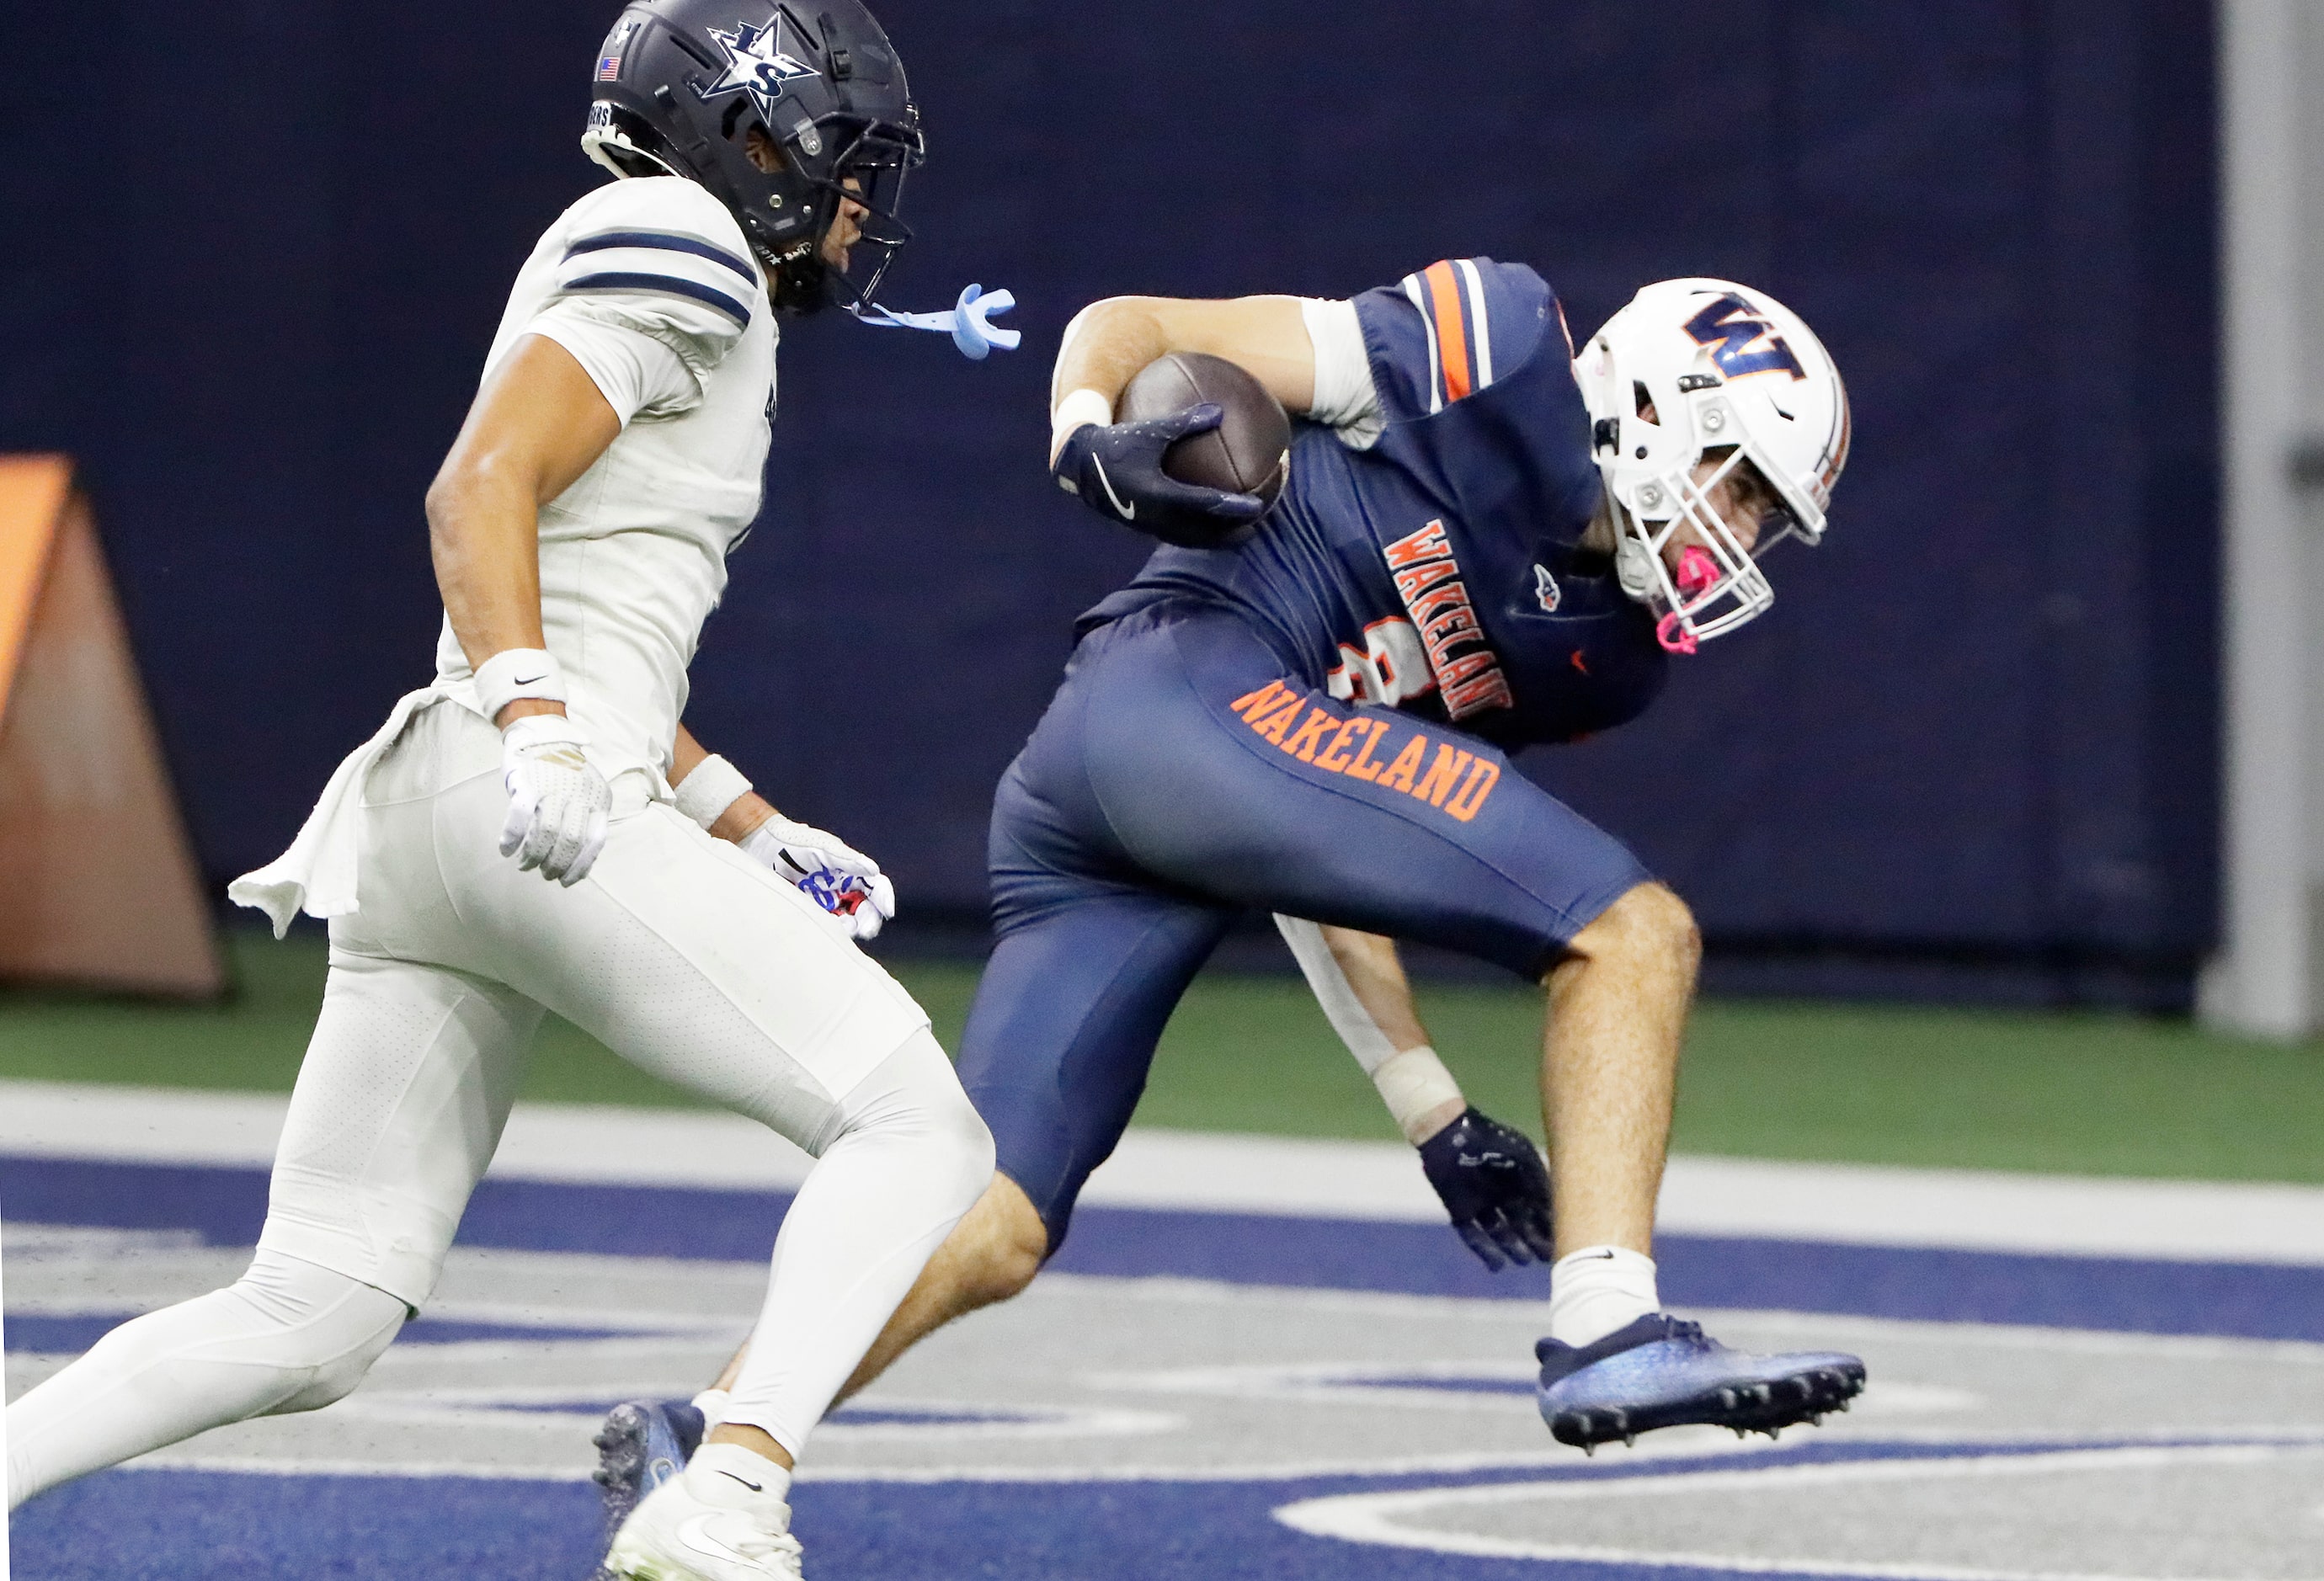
1052, 404, 1266, 548
1419, 1107, 1556, 1271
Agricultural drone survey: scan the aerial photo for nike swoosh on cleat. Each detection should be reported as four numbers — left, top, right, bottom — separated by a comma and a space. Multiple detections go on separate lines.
677, 1513, 758, 1566
1090, 455, 1135, 520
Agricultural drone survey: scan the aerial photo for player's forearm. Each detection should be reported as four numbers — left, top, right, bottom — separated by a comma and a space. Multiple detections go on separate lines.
1277, 918, 1466, 1144
1051, 300, 1170, 414
1049, 295, 1317, 460
428, 466, 551, 693
427, 334, 623, 722
1318, 925, 1436, 1052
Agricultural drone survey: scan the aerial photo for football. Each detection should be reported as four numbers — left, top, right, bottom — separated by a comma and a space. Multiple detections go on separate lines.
1117, 351, 1292, 513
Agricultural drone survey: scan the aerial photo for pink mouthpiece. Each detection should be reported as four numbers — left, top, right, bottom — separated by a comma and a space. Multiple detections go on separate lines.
1655, 612, 1699, 655
1675, 545, 1720, 599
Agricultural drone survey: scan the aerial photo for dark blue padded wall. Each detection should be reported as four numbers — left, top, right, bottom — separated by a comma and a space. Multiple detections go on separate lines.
0, 1, 2215, 1000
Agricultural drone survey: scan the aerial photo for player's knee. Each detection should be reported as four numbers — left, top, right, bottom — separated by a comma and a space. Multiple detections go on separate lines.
904, 1053, 998, 1211
1561, 882, 1700, 980
835, 1030, 995, 1205
269, 1311, 404, 1414
938, 1078, 998, 1179
962, 1220, 1045, 1307
957, 1178, 1047, 1309
233, 1252, 410, 1414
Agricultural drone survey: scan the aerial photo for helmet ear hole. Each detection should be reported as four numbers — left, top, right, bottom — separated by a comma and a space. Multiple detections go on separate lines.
1632, 381, 1660, 424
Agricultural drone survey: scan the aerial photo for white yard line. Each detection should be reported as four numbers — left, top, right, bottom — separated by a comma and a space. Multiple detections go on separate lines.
3, 1078, 2321, 1265
1272, 1440, 2324, 1579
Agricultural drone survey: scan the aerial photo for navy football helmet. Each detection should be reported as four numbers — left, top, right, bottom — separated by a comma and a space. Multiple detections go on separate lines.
582, 0, 923, 312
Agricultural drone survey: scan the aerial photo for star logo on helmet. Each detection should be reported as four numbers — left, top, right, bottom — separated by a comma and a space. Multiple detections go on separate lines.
696, 15, 818, 124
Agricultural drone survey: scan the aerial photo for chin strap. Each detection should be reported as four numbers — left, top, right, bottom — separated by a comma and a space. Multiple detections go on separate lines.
850, 283, 1021, 359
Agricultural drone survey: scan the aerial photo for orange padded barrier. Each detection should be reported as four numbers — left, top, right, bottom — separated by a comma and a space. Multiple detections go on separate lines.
0, 456, 225, 998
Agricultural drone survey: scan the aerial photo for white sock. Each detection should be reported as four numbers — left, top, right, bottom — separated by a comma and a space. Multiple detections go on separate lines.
685, 1441, 792, 1505
690, 1387, 732, 1429
1547, 1245, 1659, 1346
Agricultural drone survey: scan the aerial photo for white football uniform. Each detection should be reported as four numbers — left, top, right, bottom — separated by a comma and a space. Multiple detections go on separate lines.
6, 177, 993, 1509
436, 174, 777, 790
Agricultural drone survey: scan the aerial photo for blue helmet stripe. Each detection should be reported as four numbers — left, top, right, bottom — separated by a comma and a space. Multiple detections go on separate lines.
565, 271, 752, 327
565, 231, 759, 283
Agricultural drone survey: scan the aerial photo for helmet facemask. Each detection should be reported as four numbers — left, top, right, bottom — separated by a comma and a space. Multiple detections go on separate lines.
792, 110, 921, 311
1603, 431, 1810, 656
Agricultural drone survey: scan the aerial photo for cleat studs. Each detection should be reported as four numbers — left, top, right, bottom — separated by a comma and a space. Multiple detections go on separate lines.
1582, 1440, 1596, 1457
1734, 1427, 1748, 1439
1718, 1387, 1740, 1409
1623, 1432, 1637, 1448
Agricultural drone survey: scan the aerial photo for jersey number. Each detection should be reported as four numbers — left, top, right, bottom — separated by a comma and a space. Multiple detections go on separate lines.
1328, 618, 1434, 707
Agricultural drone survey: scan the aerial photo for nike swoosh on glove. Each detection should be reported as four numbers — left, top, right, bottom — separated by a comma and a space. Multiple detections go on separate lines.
1052, 404, 1266, 549
1419, 1106, 1557, 1272
498, 714, 611, 886
738, 815, 897, 943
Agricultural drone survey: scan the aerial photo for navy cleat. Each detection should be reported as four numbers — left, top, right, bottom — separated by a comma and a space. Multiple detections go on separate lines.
589, 1399, 706, 1578
1535, 1313, 1865, 1452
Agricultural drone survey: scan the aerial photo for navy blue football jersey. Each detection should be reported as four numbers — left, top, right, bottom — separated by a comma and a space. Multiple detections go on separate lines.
1079, 259, 1668, 749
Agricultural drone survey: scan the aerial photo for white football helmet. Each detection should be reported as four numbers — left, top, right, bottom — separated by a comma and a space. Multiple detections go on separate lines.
1574, 278, 1850, 652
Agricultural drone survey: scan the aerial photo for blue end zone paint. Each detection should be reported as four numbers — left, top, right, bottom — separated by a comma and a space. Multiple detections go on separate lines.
10, 1470, 607, 1581
8, 1153, 2323, 1343
10, 1437, 2268, 1581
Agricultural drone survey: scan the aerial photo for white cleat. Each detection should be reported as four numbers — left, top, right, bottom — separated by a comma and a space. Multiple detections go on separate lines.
605, 1443, 806, 1580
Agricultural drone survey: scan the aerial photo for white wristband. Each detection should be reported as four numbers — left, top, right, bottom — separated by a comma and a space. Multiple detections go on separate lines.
473, 648, 568, 725
674, 753, 754, 830
1050, 386, 1114, 461
1372, 1044, 1465, 1145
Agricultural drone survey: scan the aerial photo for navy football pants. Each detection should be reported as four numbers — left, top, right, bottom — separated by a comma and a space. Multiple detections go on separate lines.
957, 601, 1650, 1248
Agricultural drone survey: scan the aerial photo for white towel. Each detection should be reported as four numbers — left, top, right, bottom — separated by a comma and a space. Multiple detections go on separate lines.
226, 688, 454, 936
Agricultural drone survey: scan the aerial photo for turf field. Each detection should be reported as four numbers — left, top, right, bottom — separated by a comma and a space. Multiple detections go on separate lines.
8, 932, 2324, 1579
0, 927, 2318, 1183
8, 1084, 2324, 1580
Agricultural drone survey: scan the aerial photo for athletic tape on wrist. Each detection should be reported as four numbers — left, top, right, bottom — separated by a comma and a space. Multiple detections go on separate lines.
1050, 386, 1114, 464
674, 753, 754, 830
1372, 1044, 1464, 1145
473, 648, 568, 725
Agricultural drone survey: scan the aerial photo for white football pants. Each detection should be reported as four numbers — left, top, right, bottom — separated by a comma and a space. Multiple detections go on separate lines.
6, 700, 994, 1509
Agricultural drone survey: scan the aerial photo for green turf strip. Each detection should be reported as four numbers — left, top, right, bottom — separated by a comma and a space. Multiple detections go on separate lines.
2, 930, 2319, 1184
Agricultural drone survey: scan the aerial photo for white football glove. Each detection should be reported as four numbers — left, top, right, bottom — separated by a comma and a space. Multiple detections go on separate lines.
738, 814, 896, 942
498, 713, 610, 886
